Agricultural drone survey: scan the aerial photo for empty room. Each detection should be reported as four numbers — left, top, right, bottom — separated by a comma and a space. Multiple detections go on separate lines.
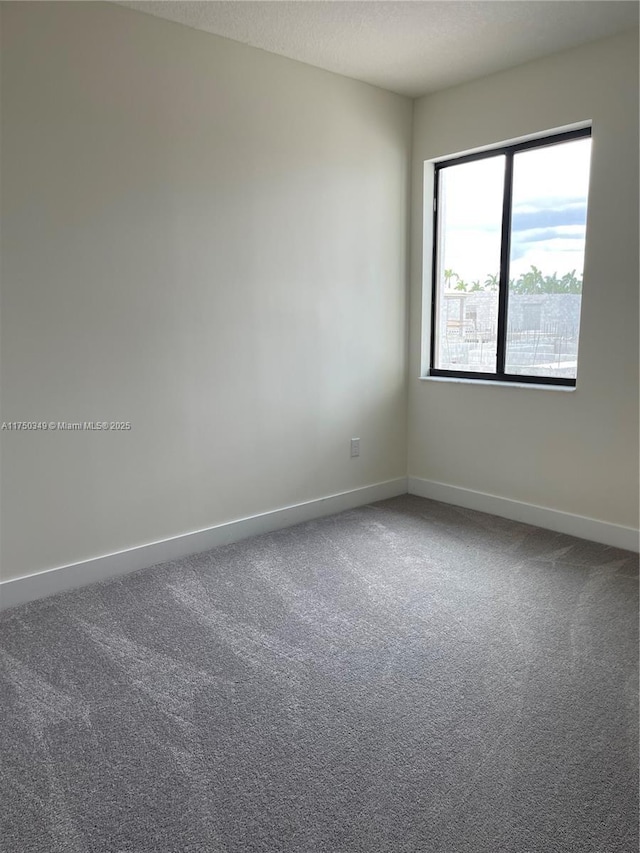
1, 2, 638, 851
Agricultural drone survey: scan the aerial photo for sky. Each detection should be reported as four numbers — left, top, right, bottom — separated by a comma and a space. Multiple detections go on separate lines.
437, 137, 592, 287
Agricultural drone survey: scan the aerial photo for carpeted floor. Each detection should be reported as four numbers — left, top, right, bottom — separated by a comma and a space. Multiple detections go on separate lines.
0, 495, 638, 853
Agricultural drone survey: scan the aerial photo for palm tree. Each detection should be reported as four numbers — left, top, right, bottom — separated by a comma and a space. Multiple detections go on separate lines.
443, 269, 458, 290
484, 273, 499, 291
512, 265, 545, 294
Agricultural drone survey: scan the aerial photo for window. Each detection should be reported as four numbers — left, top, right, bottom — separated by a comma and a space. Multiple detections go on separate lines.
428, 127, 592, 386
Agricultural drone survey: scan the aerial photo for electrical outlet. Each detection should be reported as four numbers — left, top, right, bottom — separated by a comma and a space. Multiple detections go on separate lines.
350, 437, 360, 458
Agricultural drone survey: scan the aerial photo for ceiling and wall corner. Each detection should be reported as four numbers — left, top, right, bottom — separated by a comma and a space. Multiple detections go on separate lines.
118, 1, 639, 98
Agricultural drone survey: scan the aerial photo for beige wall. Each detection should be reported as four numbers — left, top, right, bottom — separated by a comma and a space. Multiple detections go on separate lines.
2, 6, 637, 585
0, 2, 412, 581
408, 30, 639, 529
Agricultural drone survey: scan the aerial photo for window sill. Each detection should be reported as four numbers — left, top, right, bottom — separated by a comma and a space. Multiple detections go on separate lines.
419, 375, 576, 392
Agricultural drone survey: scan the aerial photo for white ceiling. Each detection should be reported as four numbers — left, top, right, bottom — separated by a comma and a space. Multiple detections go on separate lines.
118, 1, 639, 98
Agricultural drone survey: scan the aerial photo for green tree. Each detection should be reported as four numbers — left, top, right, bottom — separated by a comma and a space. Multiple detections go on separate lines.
511, 266, 582, 294
443, 269, 458, 290
442, 266, 582, 294
511, 265, 545, 294
484, 273, 499, 291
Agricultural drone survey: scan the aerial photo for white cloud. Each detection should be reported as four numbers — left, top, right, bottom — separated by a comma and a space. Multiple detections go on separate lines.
436, 137, 592, 284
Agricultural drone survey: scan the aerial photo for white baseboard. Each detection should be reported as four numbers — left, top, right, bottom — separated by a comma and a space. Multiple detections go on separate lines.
408, 476, 639, 553
3, 474, 635, 611
0, 477, 408, 610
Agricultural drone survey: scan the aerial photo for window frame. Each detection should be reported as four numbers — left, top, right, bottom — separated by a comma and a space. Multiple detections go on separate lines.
428, 126, 592, 388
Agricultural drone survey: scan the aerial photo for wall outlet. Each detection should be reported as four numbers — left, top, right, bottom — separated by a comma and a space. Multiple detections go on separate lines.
350, 437, 360, 458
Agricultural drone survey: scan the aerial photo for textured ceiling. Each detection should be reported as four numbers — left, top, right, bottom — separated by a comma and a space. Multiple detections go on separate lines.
118, 1, 639, 98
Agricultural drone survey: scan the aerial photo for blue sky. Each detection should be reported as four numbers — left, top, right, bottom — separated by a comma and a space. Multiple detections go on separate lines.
438, 137, 592, 285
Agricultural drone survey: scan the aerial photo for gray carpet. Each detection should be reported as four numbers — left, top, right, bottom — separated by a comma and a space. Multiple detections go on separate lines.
0, 495, 637, 853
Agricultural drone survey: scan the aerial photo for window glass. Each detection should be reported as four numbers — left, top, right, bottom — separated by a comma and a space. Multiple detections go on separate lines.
434, 156, 504, 372
505, 139, 591, 379
429, 129, 592, 386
